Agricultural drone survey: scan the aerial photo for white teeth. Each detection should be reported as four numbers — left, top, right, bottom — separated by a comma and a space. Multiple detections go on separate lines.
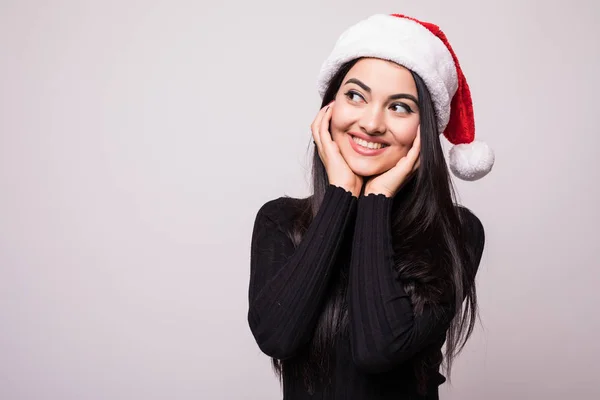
352, 136, 386, 150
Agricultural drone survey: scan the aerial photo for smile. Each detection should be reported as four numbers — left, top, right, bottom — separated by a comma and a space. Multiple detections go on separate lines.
351, 136, 388, 149
348, 134, 389, 156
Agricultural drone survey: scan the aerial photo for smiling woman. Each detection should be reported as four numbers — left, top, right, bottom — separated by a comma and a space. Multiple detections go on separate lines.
248, 13, 495, 400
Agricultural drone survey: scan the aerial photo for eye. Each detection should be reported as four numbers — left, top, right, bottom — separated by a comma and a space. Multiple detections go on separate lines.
344, 90, 365, 102
391, 102, 413, 114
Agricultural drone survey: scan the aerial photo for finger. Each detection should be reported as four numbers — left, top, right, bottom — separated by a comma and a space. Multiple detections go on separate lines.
412, 153, 421, 172
319, 102, 335, 149
311, 109, 325, 150
311, 103, 332, 151
412, 125, 421, 151
415, 125, 421, 146
394, 137, 420, 176
405, 144, 419, 165
315, 105, 335, 163
406, 128, 421, 164
414, 128, 422, 167
410, 128, 421, 172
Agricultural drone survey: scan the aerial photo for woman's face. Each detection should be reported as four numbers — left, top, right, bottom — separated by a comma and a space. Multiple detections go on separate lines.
330, 58, 420, 177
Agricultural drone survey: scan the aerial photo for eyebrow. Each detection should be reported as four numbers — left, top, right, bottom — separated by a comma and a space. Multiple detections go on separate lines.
343, 78, 419, 105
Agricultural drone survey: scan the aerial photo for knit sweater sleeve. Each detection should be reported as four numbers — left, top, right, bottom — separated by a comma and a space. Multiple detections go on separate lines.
248, 184, 357, 360
348, 193, 485, 373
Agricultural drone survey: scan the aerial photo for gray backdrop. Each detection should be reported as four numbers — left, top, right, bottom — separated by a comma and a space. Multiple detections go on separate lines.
1, 0, 598, 399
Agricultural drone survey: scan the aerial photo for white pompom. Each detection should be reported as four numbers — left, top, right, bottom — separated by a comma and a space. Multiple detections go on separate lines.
448, 140, 495, 181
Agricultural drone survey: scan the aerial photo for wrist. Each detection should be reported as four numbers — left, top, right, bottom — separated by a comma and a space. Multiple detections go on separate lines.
330, 181, 360, 198
364, 191, 393, 198
363, 183, 392, 198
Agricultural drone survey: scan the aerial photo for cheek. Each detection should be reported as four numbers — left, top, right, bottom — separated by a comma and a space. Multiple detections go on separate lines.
330, 103, 355, 130
385, 147, 408, 166
382, 124, 419, 164
390, 120, 420, 147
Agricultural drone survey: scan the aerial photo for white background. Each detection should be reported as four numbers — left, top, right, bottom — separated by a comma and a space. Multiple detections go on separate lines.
1, 0, 599, 399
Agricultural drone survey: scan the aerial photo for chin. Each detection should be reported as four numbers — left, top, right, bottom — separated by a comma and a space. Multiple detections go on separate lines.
346, 159, 388, 178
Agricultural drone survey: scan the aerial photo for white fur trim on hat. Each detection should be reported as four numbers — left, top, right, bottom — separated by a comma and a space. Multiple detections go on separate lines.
316, 14, 457, 134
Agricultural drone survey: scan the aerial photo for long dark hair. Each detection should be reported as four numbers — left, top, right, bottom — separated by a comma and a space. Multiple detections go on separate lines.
271, 57, 478, 395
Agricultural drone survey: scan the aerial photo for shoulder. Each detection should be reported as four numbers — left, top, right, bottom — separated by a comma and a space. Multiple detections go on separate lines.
454, 205, 486, 276
454, 205, 485, 244
255, 194, 310, 230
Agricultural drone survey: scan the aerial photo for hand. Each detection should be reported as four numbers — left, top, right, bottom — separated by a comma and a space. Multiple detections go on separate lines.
364, 126, 421, 198
312, 101, 363, 197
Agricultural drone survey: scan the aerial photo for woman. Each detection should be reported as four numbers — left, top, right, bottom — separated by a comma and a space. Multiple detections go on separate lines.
248, 13, 495, 399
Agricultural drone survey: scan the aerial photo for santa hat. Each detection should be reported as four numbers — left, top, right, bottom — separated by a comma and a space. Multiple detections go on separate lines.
316, 13, 495, 181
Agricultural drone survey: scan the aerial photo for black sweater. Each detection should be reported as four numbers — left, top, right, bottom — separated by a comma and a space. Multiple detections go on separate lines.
248, 184, 485, 399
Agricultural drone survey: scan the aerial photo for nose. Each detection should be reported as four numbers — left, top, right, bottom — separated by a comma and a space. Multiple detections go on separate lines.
358, 104, 386, 136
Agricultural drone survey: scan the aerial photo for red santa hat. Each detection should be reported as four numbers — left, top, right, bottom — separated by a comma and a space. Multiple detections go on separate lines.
316, 13, 495, 181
